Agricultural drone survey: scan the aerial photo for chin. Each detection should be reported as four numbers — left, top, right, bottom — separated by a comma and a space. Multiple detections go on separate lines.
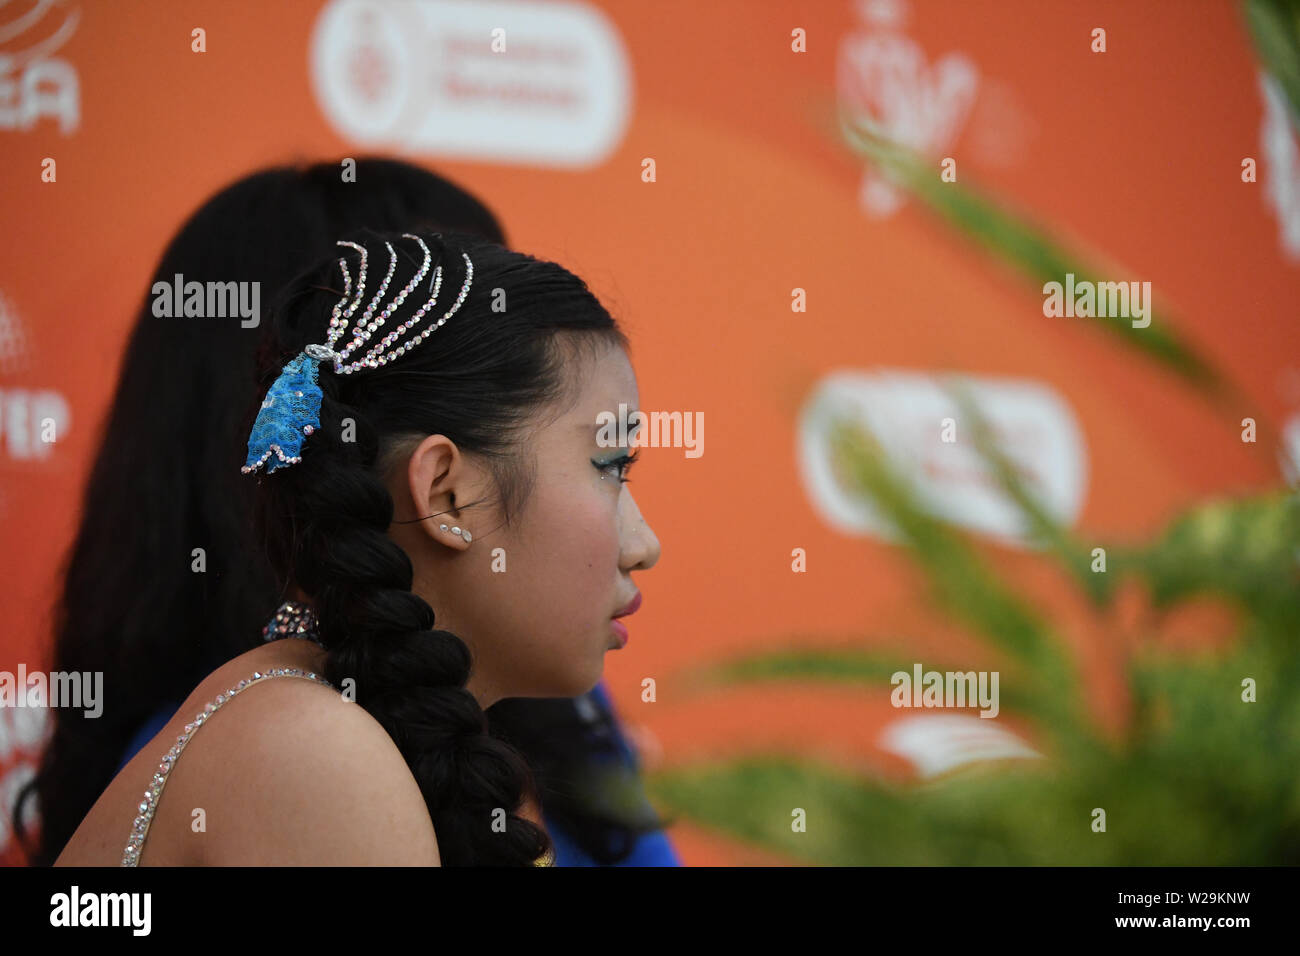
533, 665, 602, 699
573, 655, 606, 696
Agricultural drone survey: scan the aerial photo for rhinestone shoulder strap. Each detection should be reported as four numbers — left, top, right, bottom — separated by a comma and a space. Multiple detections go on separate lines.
121, 667, 336, 866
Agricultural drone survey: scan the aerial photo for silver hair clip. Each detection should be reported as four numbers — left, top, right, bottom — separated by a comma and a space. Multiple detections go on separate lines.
242, 234, 475, 474
321, 234, 474, 373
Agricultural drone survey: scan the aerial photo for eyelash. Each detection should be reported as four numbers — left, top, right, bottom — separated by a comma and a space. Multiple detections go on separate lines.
596, 450, 640, 484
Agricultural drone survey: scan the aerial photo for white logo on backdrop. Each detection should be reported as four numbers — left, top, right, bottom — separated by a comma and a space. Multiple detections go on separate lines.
796, 369, 1088, 548
878, 714, 1040, 779
0, 287, 30, 375
309, 0, 631, 168
0, 0, 81, 134
837, 0, 978, 217
0, 288, 70, 462
1258, 72, 1300, 262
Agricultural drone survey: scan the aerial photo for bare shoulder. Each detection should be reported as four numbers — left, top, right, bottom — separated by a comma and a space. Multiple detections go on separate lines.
169, 646, 442, 866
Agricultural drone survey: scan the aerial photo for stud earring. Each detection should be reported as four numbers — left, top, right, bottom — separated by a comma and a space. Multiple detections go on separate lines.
439, 522, 472, 544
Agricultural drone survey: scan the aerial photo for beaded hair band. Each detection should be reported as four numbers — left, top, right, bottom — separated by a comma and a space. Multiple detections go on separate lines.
242, 233, 474, 475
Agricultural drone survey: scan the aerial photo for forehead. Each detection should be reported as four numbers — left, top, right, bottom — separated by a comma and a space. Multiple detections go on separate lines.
551, 340, 638, 426
519, 338, 639, 451
573, 343, 637, 411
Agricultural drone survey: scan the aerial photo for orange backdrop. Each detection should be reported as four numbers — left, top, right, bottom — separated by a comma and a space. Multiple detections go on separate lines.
1, 0, 1296, 865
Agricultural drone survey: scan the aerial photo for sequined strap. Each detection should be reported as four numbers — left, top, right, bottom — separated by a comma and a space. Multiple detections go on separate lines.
121, 667, 335, 866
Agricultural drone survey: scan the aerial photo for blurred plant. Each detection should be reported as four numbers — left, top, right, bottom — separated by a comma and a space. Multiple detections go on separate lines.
838, 112, 1226, 397
1246, 0, 1300, 133
647, 400, 1299, 864
641, 27, 1300, 862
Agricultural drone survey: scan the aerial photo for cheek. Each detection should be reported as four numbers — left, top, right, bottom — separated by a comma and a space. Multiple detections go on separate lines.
481, 474, 622, 694
530, 481, 620, 601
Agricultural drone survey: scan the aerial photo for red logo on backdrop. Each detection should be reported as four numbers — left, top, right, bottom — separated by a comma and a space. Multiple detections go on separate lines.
346, 15, 394, 107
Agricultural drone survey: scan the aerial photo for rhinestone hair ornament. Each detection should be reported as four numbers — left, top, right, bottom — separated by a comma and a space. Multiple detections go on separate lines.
242, 234, 475, 474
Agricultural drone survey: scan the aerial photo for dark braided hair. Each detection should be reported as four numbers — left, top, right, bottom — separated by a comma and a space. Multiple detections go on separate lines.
252, 230, 628, 865
12, 159, 514, 866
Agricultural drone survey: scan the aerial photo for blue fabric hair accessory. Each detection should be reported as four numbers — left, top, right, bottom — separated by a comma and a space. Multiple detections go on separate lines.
241, 349, 329, 474
241, 233, 475, 476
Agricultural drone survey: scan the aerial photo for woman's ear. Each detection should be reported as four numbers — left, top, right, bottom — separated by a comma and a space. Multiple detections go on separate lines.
406, 434, 473, 551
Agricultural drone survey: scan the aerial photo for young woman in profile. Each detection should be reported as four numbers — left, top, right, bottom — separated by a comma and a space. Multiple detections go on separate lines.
51, 229, 660, 866
13, 160, 680, 867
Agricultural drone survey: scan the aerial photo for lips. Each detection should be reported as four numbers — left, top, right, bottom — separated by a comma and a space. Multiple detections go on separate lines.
613, 591, 642, 618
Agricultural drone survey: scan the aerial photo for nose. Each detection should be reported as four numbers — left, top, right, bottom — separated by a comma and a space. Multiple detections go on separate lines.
619, 488, 660, 572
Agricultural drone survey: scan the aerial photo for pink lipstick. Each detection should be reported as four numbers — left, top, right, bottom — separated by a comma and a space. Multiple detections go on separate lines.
610, 592, 641, 647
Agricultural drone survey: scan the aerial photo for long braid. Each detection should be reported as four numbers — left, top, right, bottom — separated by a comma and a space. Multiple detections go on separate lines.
263, 378, 550, 866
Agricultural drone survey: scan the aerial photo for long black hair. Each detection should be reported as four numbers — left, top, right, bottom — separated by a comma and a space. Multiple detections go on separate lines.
13, 159, 669, 865
253, 231, 628, 864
